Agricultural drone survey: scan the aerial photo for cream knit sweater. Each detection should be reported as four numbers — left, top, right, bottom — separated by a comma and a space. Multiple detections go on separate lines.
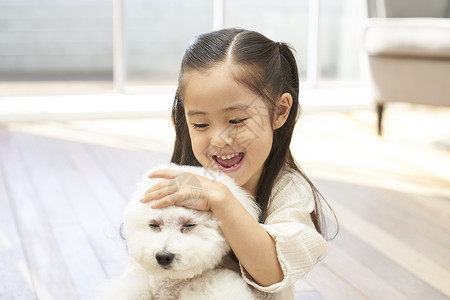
239, 168, 328, 300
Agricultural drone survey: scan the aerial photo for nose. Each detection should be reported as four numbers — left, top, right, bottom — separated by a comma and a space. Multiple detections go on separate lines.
155, 251, 175, 267
210, 126, 234, 148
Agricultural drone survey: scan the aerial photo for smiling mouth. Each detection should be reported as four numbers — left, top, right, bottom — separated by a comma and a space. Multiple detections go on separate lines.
213, 152, 244, 170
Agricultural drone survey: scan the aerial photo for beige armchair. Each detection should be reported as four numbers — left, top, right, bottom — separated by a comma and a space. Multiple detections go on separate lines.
363, 0, 450, 135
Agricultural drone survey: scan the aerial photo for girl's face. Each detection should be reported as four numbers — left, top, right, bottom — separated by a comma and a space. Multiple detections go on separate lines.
182, 65, 275, 195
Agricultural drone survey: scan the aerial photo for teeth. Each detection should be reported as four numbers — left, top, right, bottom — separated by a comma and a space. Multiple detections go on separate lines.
217, 153, 238, 160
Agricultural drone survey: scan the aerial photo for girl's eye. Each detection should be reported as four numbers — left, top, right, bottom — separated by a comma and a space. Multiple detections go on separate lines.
193, 123, 209, 129
229, 118, 247, 125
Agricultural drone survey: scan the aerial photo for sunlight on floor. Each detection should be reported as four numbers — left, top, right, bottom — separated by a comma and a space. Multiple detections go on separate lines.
5, 118, 175, 154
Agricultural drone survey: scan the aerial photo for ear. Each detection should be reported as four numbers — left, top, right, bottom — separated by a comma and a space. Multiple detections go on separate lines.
273, 93, 293, 130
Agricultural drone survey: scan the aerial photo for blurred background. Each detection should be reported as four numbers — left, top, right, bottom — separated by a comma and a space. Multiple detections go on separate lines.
0, 0, 365, 93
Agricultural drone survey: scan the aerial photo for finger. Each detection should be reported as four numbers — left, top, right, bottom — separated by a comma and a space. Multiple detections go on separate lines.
146, 179, 172, 194
140, 187, 166, 203
140, 184, 178, 203
171, 185, 204, 210
150, 193, 183, 209
148, 169, 181, 180
140, 180, 178, 203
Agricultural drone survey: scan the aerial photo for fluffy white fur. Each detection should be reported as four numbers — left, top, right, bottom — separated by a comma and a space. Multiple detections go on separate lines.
94, 164, 262, 300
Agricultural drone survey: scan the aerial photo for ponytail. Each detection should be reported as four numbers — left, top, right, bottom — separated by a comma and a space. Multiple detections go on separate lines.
278, 42, 299, 98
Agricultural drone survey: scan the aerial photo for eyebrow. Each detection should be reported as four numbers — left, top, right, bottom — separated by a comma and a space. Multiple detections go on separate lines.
186, 110, 206, 117
187, 104, 250, 117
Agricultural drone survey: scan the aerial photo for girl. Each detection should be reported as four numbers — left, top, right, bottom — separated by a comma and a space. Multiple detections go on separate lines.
141, 28, 335, 299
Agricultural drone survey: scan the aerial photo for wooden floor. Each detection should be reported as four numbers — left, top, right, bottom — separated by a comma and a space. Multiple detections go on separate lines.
0, 104, 449, 300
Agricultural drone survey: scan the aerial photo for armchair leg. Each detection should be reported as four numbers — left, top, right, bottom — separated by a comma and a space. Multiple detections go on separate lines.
376, 103, 384, 136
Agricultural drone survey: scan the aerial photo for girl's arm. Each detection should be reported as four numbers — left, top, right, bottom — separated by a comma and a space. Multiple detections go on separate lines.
211, 188, 284, 287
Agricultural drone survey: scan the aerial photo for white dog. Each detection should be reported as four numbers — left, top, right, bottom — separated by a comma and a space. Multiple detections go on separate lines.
95, 164, 263, 300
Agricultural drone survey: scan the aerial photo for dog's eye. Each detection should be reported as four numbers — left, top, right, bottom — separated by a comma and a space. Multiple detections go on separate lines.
149, 224, 161, 231
181, 224, 196, 233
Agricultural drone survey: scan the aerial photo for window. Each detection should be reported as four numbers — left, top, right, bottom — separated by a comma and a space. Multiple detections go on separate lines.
116, 0, 366, 90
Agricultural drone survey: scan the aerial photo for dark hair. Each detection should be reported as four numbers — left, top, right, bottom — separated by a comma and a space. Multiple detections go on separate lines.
171, 28, 337, 240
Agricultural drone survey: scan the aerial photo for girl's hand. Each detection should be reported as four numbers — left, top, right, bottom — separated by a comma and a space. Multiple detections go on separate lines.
140, 169, 230, 211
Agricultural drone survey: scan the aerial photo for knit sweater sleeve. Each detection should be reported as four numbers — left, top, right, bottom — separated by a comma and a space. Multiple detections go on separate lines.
239, 170, 327, 293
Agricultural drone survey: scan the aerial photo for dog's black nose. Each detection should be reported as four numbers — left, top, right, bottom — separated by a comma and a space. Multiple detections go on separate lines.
155, 251, 175, 266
